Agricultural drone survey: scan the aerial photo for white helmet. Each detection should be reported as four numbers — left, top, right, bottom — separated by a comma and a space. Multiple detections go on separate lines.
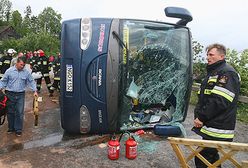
7, 48, 17, 54
32, 72, 42, 79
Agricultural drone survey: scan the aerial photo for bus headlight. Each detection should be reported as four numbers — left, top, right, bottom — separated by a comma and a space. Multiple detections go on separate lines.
80, 18, 92, 50
80, 105, 91, 133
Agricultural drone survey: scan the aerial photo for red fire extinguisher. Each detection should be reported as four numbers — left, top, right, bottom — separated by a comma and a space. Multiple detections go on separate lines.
125, 135, 137, 159
108, 135, 120, 160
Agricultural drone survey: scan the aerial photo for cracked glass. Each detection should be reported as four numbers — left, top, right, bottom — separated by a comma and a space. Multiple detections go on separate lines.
118, 20, 192, 130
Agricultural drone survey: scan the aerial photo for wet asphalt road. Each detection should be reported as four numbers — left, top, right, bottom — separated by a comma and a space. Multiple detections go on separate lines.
0, 88, 248, 168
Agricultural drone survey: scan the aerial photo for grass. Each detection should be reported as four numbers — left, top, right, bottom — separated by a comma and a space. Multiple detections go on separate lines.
189, 91, 248, 123
236, 102, 248, 123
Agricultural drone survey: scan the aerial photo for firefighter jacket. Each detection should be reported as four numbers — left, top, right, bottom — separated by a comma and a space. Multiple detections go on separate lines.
29, 56, 40, 73
36, 56, 51, 74
0, 55, 12, 78
193, 60, 240, 140
52, 57, 61, 80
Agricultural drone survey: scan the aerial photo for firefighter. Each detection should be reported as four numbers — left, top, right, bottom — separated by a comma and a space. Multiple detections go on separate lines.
0, 49, 16, 79
50, 53, 61, 92
192, 43, 240, 168
29, 50, 40, 74
35, 49, 54, 96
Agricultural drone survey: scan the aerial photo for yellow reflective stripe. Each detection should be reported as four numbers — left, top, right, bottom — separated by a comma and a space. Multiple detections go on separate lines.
4, 60, 10, 64
208, 78, 217, 83
200, 127, 234, 139
197, 90, 200, 94
54, 77, 60, 80
212, 86, 235, 102
208, 75, 218, 83
204, 89, 212, 95
43, 73, 49, 77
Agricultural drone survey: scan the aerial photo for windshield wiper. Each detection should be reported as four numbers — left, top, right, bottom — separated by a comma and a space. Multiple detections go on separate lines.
112, 31, 130, 91
112, 31, 129, 51
144, 25, 181, 30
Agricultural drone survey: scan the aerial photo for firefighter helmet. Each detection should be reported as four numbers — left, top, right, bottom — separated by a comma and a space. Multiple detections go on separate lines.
7, 48, 17, 54
37, 49, 45, 56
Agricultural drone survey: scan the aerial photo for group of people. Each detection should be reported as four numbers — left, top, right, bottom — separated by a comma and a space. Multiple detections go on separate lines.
28, 49, 61, 96
0, 48, 61, 137
0, 49, 61, 96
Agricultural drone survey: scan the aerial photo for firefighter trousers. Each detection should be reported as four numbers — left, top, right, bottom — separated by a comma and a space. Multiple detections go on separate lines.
195, 146, 220, 168
51, 79, 60, 91
194, 137, 233, 168
36, 74, 53, 94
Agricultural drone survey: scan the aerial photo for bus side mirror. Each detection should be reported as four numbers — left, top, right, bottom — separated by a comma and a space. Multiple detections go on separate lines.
164, 7, 193, 26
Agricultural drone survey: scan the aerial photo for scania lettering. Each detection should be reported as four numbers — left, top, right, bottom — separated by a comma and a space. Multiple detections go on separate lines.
60, 7, 193, 134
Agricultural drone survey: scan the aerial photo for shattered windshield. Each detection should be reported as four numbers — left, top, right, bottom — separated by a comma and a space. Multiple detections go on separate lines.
118, 20, 191, 130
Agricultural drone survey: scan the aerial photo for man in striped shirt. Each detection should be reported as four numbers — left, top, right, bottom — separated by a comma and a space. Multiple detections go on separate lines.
0, 57, 38, 137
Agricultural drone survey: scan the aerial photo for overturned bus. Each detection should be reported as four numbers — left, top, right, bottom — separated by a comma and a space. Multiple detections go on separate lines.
60, 7, 193, 134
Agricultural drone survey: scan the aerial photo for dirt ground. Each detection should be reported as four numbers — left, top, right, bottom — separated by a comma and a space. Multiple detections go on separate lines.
0, 86, 247, 168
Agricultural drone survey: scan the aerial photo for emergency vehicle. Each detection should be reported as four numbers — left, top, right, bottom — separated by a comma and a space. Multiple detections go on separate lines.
60, 7, 193, 134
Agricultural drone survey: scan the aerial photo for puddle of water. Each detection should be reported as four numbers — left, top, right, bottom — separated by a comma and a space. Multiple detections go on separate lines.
0, 133, 63, 155
24, 133, 63, 149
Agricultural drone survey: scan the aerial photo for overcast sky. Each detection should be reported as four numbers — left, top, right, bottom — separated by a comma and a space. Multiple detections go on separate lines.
12, 0, 248, 52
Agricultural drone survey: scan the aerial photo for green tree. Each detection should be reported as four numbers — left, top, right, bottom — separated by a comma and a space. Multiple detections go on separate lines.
225, 49, 239, 68
226, 49, 248, 96
192, 40, 206, 83
0, 0, 12, 25
21, 5, 33, 36
24, 5, 32, 18
30, 16, 39, 34
1, 5, 61, 56
38, 7, 62, 36
22, 31, 60, 54
192, 40, 204, 62
9, 10, 22, 35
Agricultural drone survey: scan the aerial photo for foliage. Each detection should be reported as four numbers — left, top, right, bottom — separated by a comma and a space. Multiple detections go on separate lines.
1, 2, 62, 56
192, 40, 206, 83
193, 62, 206, 83
192, 40, 204, 63
0, 0, 12, 22
29, 16, 39, 34
226, 49, 248, 96
0, 31, 60, 56
189, 90, 198, 106
21, 6, 33, 36
38, 7, 62, 36
9, 10, 22, 35
237, 102, 248, 123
